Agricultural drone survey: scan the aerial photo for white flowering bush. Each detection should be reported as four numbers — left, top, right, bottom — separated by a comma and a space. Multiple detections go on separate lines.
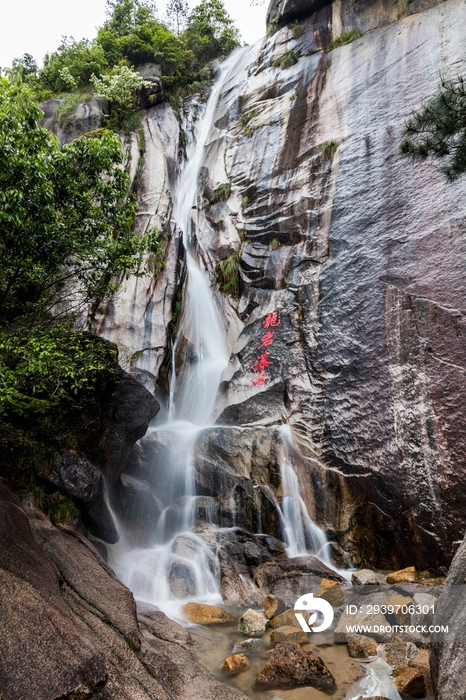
90, 65, 151, 108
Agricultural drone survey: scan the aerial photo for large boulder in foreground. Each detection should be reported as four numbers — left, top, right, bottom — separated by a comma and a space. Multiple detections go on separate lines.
0, 480, 248, 700
256, 642, 336, 690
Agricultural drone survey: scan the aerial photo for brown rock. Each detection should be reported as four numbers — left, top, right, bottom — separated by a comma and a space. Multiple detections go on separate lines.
270, 625, 308, 644
382, 640, 415, 666
264, 594, 286, 619
347, 634, 378, 658
316, 579, 345, 606
222, 654, 251, 675
182, 602, 232, 625
386, 567, 419, 584
269, 609, 303, 629
384, 595, 413, 626
256, 642, 336, 690
238, 608, 268, 636
394, 664, 426, 697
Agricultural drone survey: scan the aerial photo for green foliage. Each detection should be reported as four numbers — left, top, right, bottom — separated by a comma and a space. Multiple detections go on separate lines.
400, 75, 466, 181
30, 485, 80, 524
0, 324, 118, 479
273, 50, 300, 70
40, 38, 109, 92
266, 17, 279, 37
320, 139, 339, 160
290, 22, 305, 39
238, 107, 261, 137
270, 237, 281, 250
0, 75, 144, 326
241, 195, 249, 211
12, 53, 38, 77
90, 65, 151, 127
216, 250, 240, 297
327, 29, 362, 52
184, 0, 240, 69
207, 182, 231, 209
146, 225, 170, 277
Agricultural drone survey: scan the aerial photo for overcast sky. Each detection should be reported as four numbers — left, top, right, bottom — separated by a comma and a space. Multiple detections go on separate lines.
0, 0, 267, 69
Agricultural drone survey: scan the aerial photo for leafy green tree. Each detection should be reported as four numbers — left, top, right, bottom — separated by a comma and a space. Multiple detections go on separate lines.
401, 75, 466, 180
0, 74, 143, 325
185, 0, 240, 67
12, 53, 38, 77
40, 38, 109, 92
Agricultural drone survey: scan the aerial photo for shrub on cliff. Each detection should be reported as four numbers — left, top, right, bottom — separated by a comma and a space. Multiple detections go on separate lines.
401, 75, 466, 180
0, 74, 148, 478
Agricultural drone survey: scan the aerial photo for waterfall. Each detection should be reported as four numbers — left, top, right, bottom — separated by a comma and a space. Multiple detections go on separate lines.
109, 54, 237, 617
109, 49, 338, 618
277, 425, 330, 562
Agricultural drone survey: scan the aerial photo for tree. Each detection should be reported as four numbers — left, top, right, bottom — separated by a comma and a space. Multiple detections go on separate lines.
40, 38, 108, 92
0, 74, 144, 325
185, 0, 240, 66
401, 75, 466, 180
166, 0, 189, 35
12, 53, 38, 77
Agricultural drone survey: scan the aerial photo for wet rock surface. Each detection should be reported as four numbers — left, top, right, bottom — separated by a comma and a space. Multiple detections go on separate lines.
182, 602, 233, 625
238, 608, 268, 636
256, 642, 336, 690
0, 481, 248, 700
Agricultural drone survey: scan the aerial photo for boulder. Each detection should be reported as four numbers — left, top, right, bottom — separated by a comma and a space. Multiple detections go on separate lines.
382, 640, 416, 666
264, 594, 287, 619
384, 594, 413, 626
182, 602, 232, 625
352, 569, 380, 587
232, 638, 260, 655
386, 567, 419, 585
334, 606, 393, 643
270, 625, 308, 644
40, 97, 109, 145
270, 609, 304, 630
316, 579, 345, 606
393, 664, 426, 697
135, 63, 164, 108
238, 608, 268, 637
347, 634, 379, 659
48, 449, 118, 543
256, 642, 336, 691
222, 654, 250, 676
411, 592, 436, 629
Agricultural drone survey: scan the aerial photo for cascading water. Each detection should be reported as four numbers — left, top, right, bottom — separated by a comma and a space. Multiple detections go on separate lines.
109, 55, 236, 617
277, 425, 330, 561
109, 50, 339, 618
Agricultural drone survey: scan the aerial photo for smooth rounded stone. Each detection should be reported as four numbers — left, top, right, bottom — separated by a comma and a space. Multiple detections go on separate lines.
393, 664, 426, 697
269, 609, 303, 630
347, 634, 379, 658
316, 579, 345, 606
232, 638, 260, 655
222, 654, 251, 676
169, 561, 197, 599
352, 569, 380, 586
238, 608, 268, 637
386, 567, 419, 584
270, 625, 307, 644
384, 594, 413, 626
182, 602, 232, 625
256, 642, 336, 691
264, 594, 286, 620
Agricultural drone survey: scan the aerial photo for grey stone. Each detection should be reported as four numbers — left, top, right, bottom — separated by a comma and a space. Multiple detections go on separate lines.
238, 609, 268, 636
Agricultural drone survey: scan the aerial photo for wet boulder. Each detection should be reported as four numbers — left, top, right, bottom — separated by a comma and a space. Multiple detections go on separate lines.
238, 608, 268, 637
182, 602, 232, 625
256, 642, 336, 691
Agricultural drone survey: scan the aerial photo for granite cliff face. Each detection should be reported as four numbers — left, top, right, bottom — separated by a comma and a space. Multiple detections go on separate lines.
105, 0, 466, 573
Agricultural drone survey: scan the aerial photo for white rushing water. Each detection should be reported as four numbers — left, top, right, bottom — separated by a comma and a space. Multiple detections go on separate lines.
110, 50, 339, 619
110, 55, 236, 618
277, 425, 330, 561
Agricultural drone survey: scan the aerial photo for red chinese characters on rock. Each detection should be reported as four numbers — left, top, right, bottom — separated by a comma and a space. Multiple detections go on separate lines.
250, 313, 281, 386
263, 312, 281, 329
254, 351, 273, 371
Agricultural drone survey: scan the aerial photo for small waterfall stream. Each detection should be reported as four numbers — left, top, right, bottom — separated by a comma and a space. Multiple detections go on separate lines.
110, 50, 336, 617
